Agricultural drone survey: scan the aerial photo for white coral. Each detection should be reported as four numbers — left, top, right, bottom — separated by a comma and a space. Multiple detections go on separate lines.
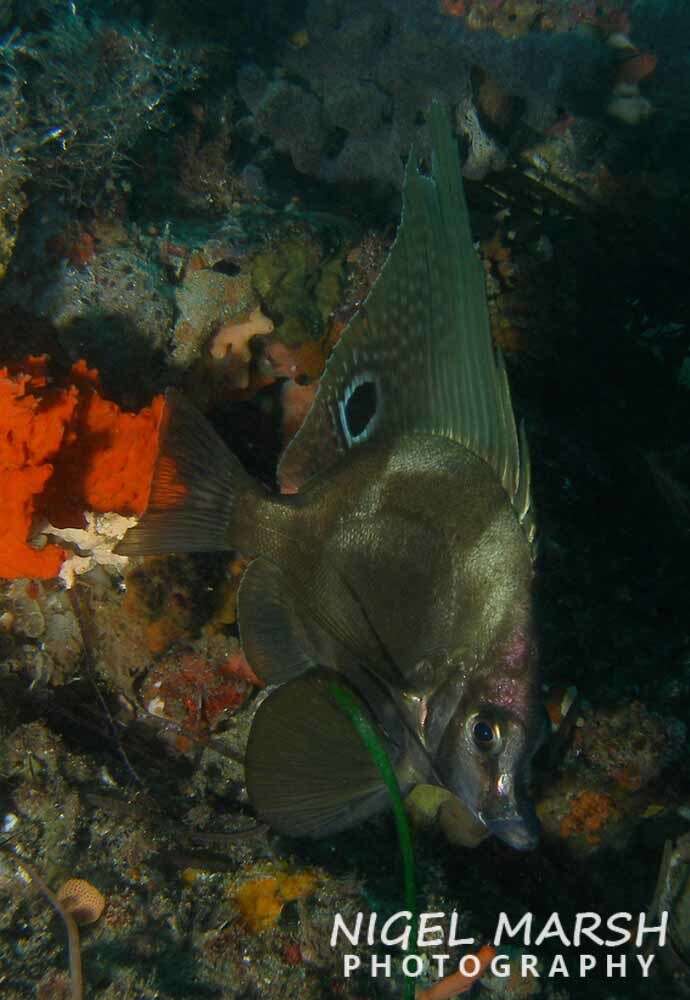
40, 512, 138, 588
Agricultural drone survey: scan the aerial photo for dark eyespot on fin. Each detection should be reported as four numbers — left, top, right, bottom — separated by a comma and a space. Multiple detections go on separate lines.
340, 375, 380, 443
116, 390, 263, 556
238, 557, 317, 686
245, 670, 392, 837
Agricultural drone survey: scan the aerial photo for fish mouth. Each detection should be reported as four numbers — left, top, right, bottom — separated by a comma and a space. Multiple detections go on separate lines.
488, 814, 540, 851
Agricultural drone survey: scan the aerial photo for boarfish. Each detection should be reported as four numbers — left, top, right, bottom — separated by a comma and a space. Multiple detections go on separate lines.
117, 102, 545, 851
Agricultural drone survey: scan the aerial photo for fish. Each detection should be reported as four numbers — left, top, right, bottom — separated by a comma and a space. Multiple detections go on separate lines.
117, 102, 545, 851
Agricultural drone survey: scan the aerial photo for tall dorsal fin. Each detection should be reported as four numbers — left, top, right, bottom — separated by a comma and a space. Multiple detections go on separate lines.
277, 101, 533, 547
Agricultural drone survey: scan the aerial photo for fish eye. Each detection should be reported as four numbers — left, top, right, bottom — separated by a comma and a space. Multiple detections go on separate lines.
470, 716, 501, 752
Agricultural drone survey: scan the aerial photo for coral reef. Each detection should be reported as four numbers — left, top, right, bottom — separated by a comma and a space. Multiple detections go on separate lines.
0, 58, 28, 281
121, 555, 221, 660
0, 699, 383, 999
173, 250, 254, 368
558, 790, 620, 845
24, 11, 199, 203
536, 695, 687, 860
0, 3, 686, 998
39, 244, 174, 398
250, 228, 345, 346
139, 638, 261, 748
568, 700, 686, 791
174, 99, 246, 217
45, 513, 137, 589
238, 0, 620, 189
237, 1, 472, 191
1, 578, 83, 683
238, 72, 326, 179
209, 306, 274, 389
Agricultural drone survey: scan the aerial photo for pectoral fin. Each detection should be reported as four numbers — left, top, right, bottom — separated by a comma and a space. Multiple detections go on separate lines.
245, 671, 396, 837
238, 557, 317, 686
239, 553, 405, 688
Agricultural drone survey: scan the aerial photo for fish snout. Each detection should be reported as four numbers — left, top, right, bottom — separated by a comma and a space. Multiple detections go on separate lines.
483, 778, 540, 850
479, 766, 541, 850
488, 813, 540, 851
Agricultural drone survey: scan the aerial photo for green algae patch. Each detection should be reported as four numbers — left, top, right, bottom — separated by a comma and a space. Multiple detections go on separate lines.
251, 230, 345, 345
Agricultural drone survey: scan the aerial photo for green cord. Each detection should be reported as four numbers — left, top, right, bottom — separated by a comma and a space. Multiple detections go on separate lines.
328, 681, 418, 1000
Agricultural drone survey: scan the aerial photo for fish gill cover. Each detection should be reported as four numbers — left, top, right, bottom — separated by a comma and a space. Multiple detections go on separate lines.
0, 0, 688, 998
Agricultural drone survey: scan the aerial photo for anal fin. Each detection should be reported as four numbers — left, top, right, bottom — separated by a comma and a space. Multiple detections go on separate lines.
245, 670, 396, 837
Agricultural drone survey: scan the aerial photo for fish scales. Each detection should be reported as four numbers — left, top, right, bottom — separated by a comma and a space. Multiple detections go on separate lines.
117, 102, 544, 850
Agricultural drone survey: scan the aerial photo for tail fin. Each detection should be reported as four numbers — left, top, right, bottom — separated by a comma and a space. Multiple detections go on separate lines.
116, 390, 263, 556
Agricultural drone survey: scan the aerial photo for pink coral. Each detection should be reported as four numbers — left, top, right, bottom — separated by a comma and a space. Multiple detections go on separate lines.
209, 307, 274, 389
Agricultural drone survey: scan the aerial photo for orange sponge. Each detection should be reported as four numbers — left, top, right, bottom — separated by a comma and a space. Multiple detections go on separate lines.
0, 355, 163, 579
44, 361, 164, 526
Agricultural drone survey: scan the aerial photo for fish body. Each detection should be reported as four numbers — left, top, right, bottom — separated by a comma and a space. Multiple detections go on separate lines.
118, 103, 544, 850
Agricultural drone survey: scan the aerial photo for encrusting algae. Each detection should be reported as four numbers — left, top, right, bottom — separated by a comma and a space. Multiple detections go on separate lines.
0, 355, 162, 579
559, 790, 620, 845
140, 646, 263, 743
